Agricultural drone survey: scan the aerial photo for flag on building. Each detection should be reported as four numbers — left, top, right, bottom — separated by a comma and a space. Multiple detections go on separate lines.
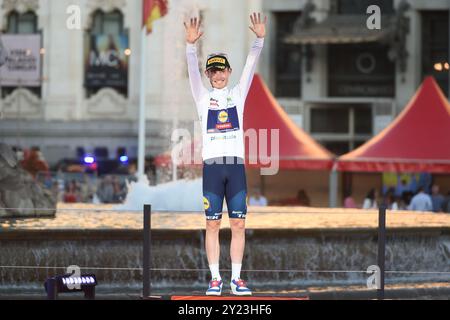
143, 0, 168, 34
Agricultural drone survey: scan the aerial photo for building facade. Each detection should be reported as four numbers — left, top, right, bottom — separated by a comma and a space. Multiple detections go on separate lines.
263, 0, 449, 155
0, 0, 261, 166
0, 0, 448, 169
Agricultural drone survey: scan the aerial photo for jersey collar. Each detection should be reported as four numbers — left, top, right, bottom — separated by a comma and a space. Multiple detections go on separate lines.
212, 87, 228, 93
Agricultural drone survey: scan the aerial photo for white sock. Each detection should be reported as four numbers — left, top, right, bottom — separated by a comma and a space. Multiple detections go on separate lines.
209, 264, 221, 280
232, 263, 242, 280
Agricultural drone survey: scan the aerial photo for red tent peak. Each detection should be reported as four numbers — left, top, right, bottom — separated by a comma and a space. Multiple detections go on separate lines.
244, 74, 333, 160
337, 76, 450, 172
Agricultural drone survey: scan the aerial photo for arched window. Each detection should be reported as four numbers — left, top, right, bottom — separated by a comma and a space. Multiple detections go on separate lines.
85, 10, 128, 98
91, 10, 124, 35
7, 10, 38, 34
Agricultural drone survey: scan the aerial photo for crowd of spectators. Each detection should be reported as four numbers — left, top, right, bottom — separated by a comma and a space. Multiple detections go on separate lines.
346, 183, 450, 213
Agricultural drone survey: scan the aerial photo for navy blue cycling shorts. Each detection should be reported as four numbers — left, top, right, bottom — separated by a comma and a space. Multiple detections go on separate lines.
202, 156, 247, 220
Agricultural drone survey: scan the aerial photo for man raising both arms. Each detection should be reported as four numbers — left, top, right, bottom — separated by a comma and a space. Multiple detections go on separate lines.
184, 13, 266, 296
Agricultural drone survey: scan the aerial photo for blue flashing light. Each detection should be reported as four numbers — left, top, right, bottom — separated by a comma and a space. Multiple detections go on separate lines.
84, 156, 95, 164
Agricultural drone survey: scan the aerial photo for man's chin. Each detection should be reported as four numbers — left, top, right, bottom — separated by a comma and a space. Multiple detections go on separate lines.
211, 80, 228, 89
212, 84, 227, 89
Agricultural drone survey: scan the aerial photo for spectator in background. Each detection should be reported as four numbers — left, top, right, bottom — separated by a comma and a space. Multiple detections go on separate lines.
20, 147, 49, 179
64, 180, 79, 203
297, 189, 311, 207
127, 162, 138, 183
97, 176, 114, 203
402, 191, 414, 208
80, 173, 95, 203
394, 177, 412, 208
112, 176, 127, 203
408, 187, 432, 212
56, 169, 65, 202
383, 189, 398, 211
362, 188, 378, 209
248, 188, 268, 206
272, 189, 311, 207
445, 191, 450, 213
343, 191, 357, 209
418, 173, 432, 194
430, 184, 445, 213
396, 178, 410, 198
51, 181, 59, 202
14, 147, 24, 161
276, 189, 311, 206
386, 193, 400, 211
42, 173, 53, 190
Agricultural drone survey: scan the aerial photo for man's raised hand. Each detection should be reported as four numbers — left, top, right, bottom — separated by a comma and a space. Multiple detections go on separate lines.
184, 17, 203, 44
249, 12, 267, 38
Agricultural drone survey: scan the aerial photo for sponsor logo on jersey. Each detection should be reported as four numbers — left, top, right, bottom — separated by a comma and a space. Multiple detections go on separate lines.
206, 213, 222, 220
216, 123, 232, 130
203, 197, 210, 210
210, 134, 237, 141
206, 106, 240, 134
231, 210, 246, 218
210, 98, 219, 107
217, 110, 228, 123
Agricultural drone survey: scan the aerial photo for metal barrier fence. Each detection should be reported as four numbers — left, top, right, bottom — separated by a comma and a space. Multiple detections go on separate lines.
0, 205, 449, 299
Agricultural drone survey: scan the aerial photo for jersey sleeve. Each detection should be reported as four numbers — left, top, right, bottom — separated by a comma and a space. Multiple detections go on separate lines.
237, 38, 264, 107
186, 43, 208, 118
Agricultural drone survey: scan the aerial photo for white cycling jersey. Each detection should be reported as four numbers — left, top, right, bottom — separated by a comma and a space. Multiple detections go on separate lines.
186, 38, 264, 161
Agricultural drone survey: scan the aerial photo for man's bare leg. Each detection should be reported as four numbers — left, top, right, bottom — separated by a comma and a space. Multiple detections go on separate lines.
229, 218, 251, 295
229, 218, 245, 277
205, 220, 222, 278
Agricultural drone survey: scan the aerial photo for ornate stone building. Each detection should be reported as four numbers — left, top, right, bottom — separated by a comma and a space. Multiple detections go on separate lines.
0, 0, 448, 168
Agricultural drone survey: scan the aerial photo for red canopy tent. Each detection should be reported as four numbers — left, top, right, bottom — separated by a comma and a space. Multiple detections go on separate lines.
244, 74, 333, 170
154, 74, 333, 170
337, 76, 450, 173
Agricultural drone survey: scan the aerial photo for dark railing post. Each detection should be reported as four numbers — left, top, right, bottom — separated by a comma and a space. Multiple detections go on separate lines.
377, 205, 386, 300
143, 204, 152, 298
45, 277, 57, 300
